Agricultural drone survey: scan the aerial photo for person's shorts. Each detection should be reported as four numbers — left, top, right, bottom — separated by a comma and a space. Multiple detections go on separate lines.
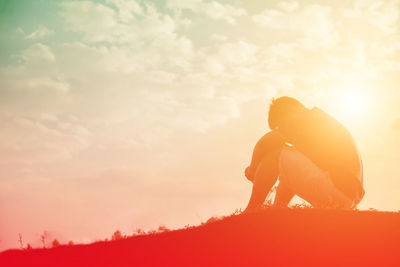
278, 146, 356, 209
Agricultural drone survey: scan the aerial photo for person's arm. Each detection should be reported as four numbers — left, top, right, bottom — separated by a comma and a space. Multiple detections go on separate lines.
245, 130, 285, 182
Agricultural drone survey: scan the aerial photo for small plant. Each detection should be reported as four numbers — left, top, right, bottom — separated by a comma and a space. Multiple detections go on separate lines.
157, 225, 170, 233
26, 243, 32, 250
231, 208, 242, 216
111, 230, 124, 241
52, 239, 61, 248
134, 228, 145, 235
147, 229, 157, 234
40, 231, 48, 248
18, 233, 23, 249
67, 240, 74, 246
291, 202, 311, 209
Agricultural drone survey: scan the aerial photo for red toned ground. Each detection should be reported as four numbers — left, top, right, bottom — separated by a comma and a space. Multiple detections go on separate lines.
1, 208, 400, 266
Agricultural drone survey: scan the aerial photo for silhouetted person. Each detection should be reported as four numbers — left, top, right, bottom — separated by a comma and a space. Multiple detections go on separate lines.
244, 97, 364, 212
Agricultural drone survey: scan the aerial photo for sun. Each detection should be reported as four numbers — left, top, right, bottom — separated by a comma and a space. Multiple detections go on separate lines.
342, 91, 367, 115
325, 83, 373, 126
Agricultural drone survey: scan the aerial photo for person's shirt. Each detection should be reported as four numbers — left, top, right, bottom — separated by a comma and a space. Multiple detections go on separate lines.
277, 107, 364, 203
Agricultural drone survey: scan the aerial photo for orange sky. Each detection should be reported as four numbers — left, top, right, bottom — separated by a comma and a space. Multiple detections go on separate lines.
1, 0, 400, 251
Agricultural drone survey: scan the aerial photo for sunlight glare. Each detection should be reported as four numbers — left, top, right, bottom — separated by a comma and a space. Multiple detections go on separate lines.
326, 82, 373, 127
343, 91, 367, 114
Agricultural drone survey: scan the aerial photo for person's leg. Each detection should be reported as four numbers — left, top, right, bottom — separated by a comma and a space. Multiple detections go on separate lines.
278, 147, 354, 209
273, 182, 295, 207
244, 148, 281, 212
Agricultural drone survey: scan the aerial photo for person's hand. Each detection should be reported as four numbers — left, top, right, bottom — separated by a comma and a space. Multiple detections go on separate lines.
245, 166, 255, 182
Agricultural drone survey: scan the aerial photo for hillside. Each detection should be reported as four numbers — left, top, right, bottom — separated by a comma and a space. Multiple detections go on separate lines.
1, 207, 400, 266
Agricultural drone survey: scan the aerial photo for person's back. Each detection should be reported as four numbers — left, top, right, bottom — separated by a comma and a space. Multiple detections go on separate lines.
277, 107, 364, 203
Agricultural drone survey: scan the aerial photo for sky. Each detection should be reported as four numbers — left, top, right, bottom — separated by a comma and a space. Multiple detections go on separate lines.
1, 0, 400, 251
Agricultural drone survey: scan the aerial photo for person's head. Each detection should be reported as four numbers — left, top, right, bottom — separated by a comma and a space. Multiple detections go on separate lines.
268, 96, 307, 130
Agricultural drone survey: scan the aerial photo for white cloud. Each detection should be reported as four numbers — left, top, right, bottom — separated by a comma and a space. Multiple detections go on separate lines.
22, 77, 70, 92
341, 0, 399, 36
60, 1, 117, 42
20, 43, 56, 63
166, 0, 202, 10
106, 0, 143, 22
0, 113, 90, 165
202, 1, 247, 24
166, 0, 247, 24
0, 65, 70, 94
211, 33, 227, 41
252, 4, 336, 50
26, 24, 53, 39
351, 0, 399, 34
277, 1, 299, 12
60, 0, 190, 51
203, 56, 225, 75
218, 40, 258, 65
1, 43, 70, 98
252, 9, 281, 28
57, 0, 196, 74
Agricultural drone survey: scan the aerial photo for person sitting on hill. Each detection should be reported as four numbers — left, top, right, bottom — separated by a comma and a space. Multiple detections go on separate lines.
244, 96, 364, 212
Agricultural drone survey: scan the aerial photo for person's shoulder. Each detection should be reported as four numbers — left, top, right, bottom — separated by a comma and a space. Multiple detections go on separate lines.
312, 106, 355, 139
311, 106, 340, 125
311, 106, 327, 116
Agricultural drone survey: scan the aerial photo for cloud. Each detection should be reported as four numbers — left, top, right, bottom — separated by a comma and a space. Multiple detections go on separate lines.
0, 43, 69, 96
26, 24, 53, 39
166, 0, 202, 10
211, 33, 227, 42
59, 0, 192, 55
106, 0, 143, 22
21, 77, 70, 92
60, 1, 117, 43
0, 113, 90, 166
344, 0, 399, 35
19, 43, 56, 63
277, 1, 299, 12
202, 1, 247, 24
252, 4, 336, 50
166, 0, 247, 24
218, 41, 258, 65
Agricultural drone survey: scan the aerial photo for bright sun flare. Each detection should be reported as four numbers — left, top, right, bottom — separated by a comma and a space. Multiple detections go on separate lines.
327, 85, 372, 125
343, 92, 367, 114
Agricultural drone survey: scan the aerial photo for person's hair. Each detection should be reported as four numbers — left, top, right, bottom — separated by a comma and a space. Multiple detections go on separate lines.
268, 96, 306, 129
